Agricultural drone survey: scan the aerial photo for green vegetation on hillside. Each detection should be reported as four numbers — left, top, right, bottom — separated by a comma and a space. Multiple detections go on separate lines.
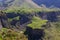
44, 22, 60, 40
4, 8, 41, 14
4, 7, 60, 14
8, 16, 20, 22
0, 6, 60, 40
0, 28, 28, 40
27, 16, 47, 29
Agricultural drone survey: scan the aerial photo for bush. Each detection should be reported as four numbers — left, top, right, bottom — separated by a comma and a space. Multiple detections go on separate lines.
0, 28, 28, 40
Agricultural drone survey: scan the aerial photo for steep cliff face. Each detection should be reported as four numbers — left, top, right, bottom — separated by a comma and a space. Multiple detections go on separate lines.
0, 11, 60, 29
0, 11, 60, 40
38, 11, 60, 22
0, 0, 14, 10
0, 20, 2, 29
0, 11, 9, 28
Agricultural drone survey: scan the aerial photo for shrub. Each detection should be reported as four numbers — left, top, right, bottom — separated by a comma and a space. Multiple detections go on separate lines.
0, 28, 28, 40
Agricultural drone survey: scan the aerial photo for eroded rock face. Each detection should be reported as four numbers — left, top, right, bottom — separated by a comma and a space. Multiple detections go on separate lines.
0, 11, 8, 29
38, 11, 60, 22
0, 0, 14, 10
0, 11, 60, 30
0, 12, 10, 29
0, 20, 2, 29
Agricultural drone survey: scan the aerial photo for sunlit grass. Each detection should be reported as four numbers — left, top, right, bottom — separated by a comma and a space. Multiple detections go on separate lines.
27, 16, 47, 29
4, 7, 60, 14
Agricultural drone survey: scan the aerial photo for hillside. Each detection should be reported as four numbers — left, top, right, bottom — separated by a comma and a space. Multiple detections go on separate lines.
0, 0, 40, 10
0, 0, 60, 40
10, 0, 40, 8
0, 9, 60, 40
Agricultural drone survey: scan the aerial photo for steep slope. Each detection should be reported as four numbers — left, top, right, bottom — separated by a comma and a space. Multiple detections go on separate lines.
0, 0, 40, 10
10, 0, 40, 8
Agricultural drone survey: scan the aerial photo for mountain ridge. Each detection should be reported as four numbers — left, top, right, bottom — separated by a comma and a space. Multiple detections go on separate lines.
0, 0, 41, 10
0, 0, 60, 10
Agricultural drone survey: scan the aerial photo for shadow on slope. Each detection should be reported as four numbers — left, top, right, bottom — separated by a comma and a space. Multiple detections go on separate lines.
24, 27, 45, 40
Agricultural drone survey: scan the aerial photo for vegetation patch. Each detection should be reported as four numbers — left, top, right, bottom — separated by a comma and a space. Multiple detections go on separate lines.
27, 16, 47, 29
0, 28, 28, 40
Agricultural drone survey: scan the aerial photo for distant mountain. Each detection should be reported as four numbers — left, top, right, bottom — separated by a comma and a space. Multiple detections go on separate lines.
11, 0, 40, 8
0, 0, 14, 10
0, 0, 40, 10
33, 0, 60, 8
0, 0, 60, 10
